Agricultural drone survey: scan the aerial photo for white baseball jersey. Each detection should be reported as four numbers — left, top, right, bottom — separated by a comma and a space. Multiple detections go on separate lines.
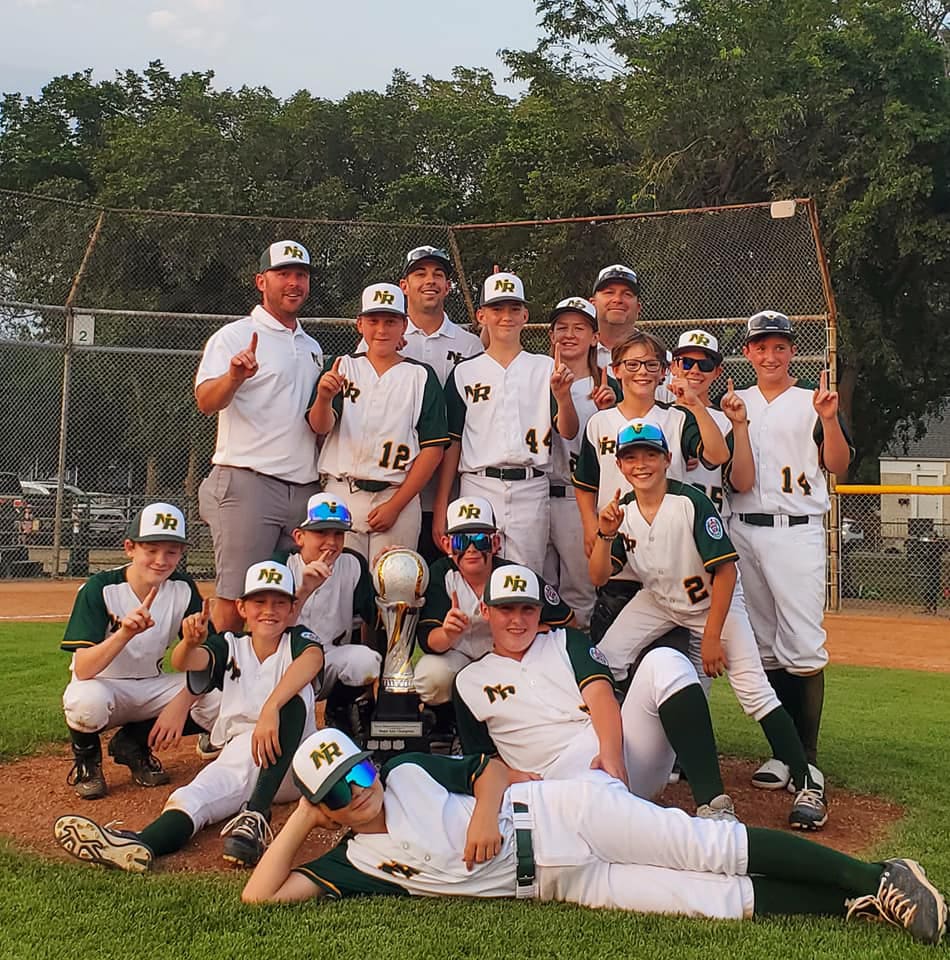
358, 314, 483, 386
281, 549, 377, 647
684, 407, 734, 518
572, 402, 703, 511
609, 480, 738, 617
418, 556, 573, 661
189, 626, 319, 746
549, 376, 620, 485
445, 352, 557, 472
453, 628, 612, 777
62, 568, 202, 680
292, 754, 753, 921
195, 306, 324, 482
315, 354, 449, 486
731, 384, 850, 516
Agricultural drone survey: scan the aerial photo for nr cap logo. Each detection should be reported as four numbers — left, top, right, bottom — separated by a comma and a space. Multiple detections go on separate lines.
373, 289, 396, 305
458, 503, 481, 519
283, 244, 304, 259
494, 279, 516, 293
688, 332, 710, 346
503, 574, 527, 592
153, 512, 178, 530
257, 567, 283, 584
309, 741, 343, 769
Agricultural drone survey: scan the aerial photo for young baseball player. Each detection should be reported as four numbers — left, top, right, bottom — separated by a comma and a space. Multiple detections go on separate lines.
589, 420, 827, 830
453, 564, 735, 820
544, 297, 619, 628
730, 311, 853, 792
435, 272, 578, 575
414, 496, 573, 729
61, 503, 220, 800
239, 731, 947, 948
572, 330, 730, 641
54, 561, 324, 870
308, 283, 449, 563
276, 493, 380, 739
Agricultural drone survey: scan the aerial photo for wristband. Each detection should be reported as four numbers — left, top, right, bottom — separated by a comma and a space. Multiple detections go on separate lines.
595, 529, 615, 541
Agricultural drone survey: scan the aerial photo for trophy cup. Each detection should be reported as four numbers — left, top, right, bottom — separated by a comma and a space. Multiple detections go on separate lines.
368, 548, 429, 752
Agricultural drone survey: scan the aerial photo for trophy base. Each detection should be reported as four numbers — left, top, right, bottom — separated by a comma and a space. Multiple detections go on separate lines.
369, 719, 424, 738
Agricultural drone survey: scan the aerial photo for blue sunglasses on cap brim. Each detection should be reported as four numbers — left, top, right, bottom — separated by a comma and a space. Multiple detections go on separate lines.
616, 422, 669, 454
304, 500, 353, 528
321, 759, 378, 810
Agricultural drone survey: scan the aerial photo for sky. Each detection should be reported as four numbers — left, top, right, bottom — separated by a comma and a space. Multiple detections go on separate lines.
1, 0, 542, 101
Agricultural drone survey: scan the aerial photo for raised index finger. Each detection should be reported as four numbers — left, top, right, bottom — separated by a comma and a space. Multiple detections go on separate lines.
200, 597, 211, 620
331, 355, 342, 374
601, 364, 608, 387
819, 369, 828, 392
451, 590, 460, 609
554, 344, 561, 369
141, 586, 158, 610
613, 488, 622, 503
726, 376, 735, 393
248, 331, 258, 354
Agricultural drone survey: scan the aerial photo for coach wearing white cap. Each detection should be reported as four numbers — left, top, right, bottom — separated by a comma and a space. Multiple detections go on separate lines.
196, 241, 324, 632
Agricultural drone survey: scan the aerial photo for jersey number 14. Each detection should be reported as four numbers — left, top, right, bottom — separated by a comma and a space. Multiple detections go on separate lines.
780, 466, 812, 497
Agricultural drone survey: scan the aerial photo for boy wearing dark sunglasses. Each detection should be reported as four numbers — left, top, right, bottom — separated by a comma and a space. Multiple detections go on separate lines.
277, 493, 381, 741
589, 420, 827, 831
54, 561, 324, 872
241, 729, 947, 950
414, 497, 572, 722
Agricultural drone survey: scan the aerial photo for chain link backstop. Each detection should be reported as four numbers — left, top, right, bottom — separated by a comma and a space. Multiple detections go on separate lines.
1, 191, 842, 594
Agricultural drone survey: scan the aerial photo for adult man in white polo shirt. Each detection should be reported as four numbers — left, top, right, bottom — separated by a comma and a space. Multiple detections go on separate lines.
196, 241, 324, 632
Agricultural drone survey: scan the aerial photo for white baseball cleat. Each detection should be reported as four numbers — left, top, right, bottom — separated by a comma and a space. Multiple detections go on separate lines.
54, 814, 153, 874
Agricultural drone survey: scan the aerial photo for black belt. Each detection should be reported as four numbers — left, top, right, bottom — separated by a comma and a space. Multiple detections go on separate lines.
352, 479, 391, 493
738, 513, 810, 527
550, 485, 568, 498
227, 465, 315, 487
484, 467, 544, 481
512, 801, 536, 899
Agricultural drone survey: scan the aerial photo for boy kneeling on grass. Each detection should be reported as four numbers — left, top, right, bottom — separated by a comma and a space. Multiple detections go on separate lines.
54, 561, 324, 870
237, 729, 947, 947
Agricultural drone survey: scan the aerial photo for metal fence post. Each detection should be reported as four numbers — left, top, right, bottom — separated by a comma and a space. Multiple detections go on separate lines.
51, 210, 106, 578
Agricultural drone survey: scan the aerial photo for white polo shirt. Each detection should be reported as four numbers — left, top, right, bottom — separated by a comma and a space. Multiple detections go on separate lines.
196, 305, 323, 482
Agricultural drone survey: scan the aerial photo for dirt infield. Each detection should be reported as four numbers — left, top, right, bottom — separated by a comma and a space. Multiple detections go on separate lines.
4, 579, 948, 672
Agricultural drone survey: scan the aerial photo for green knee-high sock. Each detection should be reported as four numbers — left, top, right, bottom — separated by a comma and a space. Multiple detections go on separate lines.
120, 718, 155, 747
138, 810, 194, 857
792, 671, 824, 766
68, 728, 102, 752
751, 877, 853, 917
747, 826, 882, 896
758, 706, 809, 789
246, 696, 306, 815
657, 684, 724, 806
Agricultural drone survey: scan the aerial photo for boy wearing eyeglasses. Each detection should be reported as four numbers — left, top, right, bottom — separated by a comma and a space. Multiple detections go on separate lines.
276, 493, 381, 740
589, 420, 827, 831
54, 561, 324, 871
572, 330, 730, 642
239, 730, 947, 950
414, 497, 573, 727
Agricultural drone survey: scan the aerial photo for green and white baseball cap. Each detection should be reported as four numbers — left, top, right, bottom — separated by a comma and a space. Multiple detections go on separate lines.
480, 272, 527, 307
360, 282, 407, 317
483, 564, 543, 607
446, 496, 496, 534
241, 561, 296, 599
125, 503, 187, 544
549, 296, 597, 329
259, 241, 312, 273
672, 329, 722, 363
292, 729, 373, 805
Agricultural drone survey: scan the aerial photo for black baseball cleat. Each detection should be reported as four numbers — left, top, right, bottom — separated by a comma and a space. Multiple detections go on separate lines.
67, 748, 107, 801
219, 807, 273, 867
54, 814, 153, 874
108, 729, 170, 787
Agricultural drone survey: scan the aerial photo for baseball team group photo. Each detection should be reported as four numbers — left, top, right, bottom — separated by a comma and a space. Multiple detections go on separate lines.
2, 1, 949, 958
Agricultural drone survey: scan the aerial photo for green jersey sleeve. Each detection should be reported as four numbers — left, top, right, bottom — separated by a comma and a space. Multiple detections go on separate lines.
382, 752, 491, 795
571, 430, 600, 492
678, 482, 738, 569
180, 580, 204, 639
416, 363, 451, 448
62, 574, 110, 652
814, 412, 855, 466
290, 625, 323, 659
678, 406, 702, 461
418, 557, 453, 653
452, 679, 500, 757
445, 368, 466, 441
293, 842, 409, 900
564, 627, 614, 692
187, 632, 230, 694
351, 551, 378, 626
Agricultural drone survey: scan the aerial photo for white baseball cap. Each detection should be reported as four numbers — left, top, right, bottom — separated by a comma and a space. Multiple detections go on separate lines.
549, 296, 597, 328
360, 282, 407, 317
672, 329, 722, 363
446, 496, 496, 533
298, 493, 353, 532
125, 502, 187, 544
593, 264, 639, 295
241, 561, 296, 599
480, 272, 526, 307
259, 241, 312, 273
483, 564, 543, 607
292, 729, 373, 806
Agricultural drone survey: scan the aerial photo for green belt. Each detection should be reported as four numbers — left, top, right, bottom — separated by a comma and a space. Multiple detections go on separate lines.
512, 801, 537, 899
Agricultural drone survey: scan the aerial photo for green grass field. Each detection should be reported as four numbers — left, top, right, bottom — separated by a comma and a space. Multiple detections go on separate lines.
1, 623, 947, 960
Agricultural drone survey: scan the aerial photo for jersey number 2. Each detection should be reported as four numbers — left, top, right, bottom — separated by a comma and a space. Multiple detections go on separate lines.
683, 576, 709, 604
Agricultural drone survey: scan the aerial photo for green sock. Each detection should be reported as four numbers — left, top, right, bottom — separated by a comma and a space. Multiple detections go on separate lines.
657, 683, 724, 806
758, 706, 809, 789
747, 826, 882, 896
751, 877, 852, 916
246, 696, 306, 815
794, 671, 825, 766
68, 728, 101, 752
138, 810, 194, 857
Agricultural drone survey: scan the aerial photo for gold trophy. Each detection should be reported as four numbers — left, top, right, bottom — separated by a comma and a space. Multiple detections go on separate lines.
369, 548, 429, 744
